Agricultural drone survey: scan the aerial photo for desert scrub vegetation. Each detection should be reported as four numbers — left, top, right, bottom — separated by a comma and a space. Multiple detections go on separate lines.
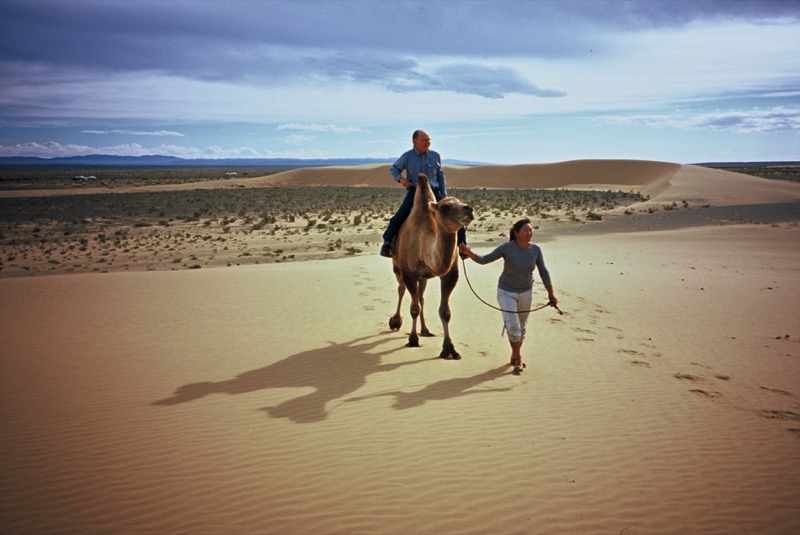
452, 188, 642, 220
708, 166, 800, 183
0, 186, 644, 277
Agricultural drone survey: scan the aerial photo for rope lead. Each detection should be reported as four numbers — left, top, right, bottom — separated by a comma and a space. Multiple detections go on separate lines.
460, 257, 564, 316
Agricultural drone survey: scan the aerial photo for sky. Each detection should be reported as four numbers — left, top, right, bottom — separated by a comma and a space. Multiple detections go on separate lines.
1, 0, 799, 165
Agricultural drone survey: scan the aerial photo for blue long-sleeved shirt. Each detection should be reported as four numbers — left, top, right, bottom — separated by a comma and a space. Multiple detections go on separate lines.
472, 241, 552, 293
390, 148, 447, 196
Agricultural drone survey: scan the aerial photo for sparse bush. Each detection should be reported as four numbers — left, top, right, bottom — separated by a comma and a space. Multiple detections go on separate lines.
587, 211, 603, 221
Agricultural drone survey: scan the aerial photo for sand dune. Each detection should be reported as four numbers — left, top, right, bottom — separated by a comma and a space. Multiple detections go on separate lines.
1, 159, 799, 534
648, 164, 800, 206
7, 159, 797, 210
0, 160, 780, 204
265, 160, 800, 208
257, 159, 681, 190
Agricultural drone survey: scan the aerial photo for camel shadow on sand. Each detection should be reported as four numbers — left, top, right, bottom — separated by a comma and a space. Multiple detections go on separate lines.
155, 334, 444, 423
344, 365, 515, 410
154, 334, 517, 423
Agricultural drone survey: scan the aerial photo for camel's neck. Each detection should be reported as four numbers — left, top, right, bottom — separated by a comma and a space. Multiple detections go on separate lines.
426, 226, 457, 276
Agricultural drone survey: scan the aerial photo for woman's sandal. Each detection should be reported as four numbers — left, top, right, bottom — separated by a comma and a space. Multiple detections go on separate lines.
510, 358, 526, 375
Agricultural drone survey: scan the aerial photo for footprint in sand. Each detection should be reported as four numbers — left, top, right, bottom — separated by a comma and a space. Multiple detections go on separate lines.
690, 363, 731, 382
690, 389, 723, 400
677, 368, 737, 402
607, 326, 625, 340
674, 372, 704, 382
759, 411, 800, 439
760, 386, 793, 396
759, 409, 800, 422
630, 360, 651, 368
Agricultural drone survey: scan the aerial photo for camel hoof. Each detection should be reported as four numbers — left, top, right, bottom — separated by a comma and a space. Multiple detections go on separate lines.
439, 341, 461, 360
420, 330, 434, 337
406, 334, 420, 347
439, 350, 461, 360
389, 316, 402, 331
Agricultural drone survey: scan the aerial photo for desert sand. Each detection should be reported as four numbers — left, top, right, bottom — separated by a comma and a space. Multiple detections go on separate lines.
1, 160, 799, 534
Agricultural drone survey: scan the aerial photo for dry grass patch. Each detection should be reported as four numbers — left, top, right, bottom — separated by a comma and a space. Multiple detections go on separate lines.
0, 187, 645, 277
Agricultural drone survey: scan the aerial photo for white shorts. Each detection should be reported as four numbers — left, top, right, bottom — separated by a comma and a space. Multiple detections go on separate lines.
497, 287, 533, 342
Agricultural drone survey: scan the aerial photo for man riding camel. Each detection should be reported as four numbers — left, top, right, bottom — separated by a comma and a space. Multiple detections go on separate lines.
380, 129, 467, 257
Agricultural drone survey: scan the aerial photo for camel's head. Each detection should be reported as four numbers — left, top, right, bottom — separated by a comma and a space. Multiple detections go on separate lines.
429, 196, 474, 233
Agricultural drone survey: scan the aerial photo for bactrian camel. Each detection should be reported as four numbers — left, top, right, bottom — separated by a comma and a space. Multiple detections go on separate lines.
389, 174, 474, 360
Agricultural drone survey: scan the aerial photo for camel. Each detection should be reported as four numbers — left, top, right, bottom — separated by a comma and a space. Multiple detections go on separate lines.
388, 174, 474, 360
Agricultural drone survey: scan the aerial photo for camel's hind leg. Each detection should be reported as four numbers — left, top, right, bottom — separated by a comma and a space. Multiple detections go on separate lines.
389, 267, 405, 332
403, 274, 422, 347
437, 265, 461, 360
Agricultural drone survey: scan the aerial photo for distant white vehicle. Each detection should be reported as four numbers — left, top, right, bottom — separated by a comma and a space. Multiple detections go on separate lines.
225, 172, 237, 176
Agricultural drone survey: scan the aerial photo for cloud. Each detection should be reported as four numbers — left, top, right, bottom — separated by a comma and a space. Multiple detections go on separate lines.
689, 107, 800, 133
5, 0, 796, 94
0, 141, 260, 159
81, 129, 185, 137
1, 1, 798, 163
313, 54, 565, 99
277, 123, 361, 134
428, 64, 566, 99
4, 1, 796, 78
598, 106, 800, 133
1, 0, 795, 119
0, 141, 98, 158
282, 134, 314, 144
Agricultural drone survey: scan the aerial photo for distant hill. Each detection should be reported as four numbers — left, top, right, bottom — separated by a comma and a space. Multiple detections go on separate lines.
0, 155, 486, 167
695, 161, 800, 168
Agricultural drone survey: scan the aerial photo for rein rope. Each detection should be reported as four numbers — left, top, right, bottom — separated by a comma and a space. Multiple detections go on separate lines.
460, 257, 564, 316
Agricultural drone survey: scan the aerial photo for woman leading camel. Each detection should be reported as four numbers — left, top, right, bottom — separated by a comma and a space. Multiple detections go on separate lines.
459, 218, 557, 375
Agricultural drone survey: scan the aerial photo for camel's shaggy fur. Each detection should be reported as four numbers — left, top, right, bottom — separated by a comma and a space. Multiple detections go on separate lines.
389, 174, 474, 359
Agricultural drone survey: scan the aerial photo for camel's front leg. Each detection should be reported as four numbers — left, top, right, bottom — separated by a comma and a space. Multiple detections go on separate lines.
417, 278, 433, 337
438, 265, 461, 360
